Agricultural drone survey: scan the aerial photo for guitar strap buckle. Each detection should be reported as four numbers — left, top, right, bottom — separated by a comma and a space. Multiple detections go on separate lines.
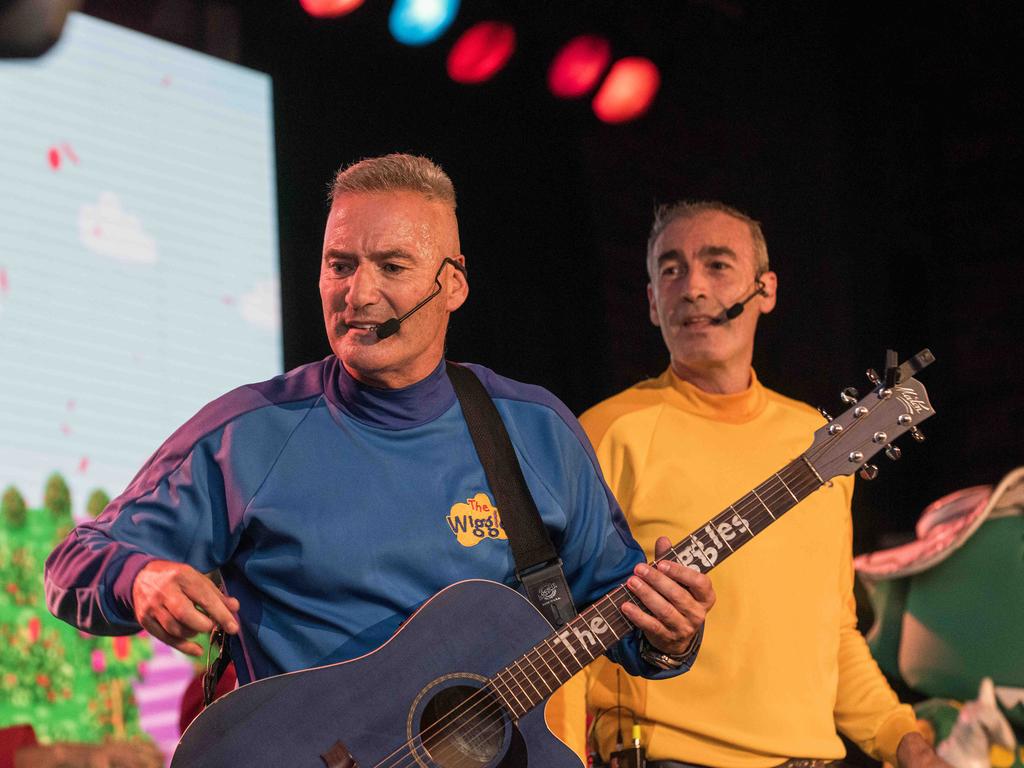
518, 558, 577, 629
202, 626, 230, 708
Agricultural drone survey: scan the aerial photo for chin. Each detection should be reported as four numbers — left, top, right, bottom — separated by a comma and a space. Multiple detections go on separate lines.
335, 343, 386, 374
673, 348, 732, 368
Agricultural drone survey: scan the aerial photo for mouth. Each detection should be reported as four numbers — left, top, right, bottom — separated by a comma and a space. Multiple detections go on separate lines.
342, 321, 381, 332
680, 315, 715, 328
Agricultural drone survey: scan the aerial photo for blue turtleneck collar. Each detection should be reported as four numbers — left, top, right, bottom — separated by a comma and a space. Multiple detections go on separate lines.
323, 355, 456, 430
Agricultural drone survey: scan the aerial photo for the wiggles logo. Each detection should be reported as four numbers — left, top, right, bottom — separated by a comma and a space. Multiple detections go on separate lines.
446, 493, 508, 547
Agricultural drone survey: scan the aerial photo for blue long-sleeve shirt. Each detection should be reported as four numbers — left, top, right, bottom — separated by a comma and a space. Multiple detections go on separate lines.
46, 357, 696, 684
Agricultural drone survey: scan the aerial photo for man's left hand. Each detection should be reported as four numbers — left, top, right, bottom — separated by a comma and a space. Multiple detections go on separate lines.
620, 536, 715, 656
895, 732, 952, 768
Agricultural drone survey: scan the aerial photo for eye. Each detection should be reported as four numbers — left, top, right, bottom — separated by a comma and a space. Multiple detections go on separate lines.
327, 260, 354, 276
660, 264, 680, 278
709, 260, 731, 272
382, 262, 405, 274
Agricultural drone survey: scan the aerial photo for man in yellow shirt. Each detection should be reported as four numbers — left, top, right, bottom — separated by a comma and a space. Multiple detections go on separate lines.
550, 201, 944, 767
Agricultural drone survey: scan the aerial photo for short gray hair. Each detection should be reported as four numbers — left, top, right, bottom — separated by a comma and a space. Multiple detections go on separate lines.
646, 200, 769, 276
330, 153, 456, 209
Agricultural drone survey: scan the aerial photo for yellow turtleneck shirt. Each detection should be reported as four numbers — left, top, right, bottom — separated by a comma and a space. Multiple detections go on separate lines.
547, 368, 917, 767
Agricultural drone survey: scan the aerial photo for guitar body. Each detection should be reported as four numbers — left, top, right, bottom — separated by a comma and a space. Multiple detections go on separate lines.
172, 580, 584, 768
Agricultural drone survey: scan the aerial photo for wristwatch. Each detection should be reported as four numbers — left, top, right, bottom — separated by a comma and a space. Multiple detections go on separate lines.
639, 635, 693, 670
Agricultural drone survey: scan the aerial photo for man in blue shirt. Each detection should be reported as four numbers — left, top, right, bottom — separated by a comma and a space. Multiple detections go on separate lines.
45, 154, 713, 688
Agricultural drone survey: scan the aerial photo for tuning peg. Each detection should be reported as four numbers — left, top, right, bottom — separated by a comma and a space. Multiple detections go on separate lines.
859, 464, 879, 480
817, 407, 833, 422
840, 387, 859, 405
910, 426, 925, 442
866, 368, 880, 384
885, 444, 902, 461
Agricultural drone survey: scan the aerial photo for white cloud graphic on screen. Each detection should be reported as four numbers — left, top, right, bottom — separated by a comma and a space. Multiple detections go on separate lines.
78, 192, 158, 265
240, 278, 281, 331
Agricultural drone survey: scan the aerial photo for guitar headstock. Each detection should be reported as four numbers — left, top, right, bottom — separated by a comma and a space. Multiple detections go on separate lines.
808, 349, 936, 483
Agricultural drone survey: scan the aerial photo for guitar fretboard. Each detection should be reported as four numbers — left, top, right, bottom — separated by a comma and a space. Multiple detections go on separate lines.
487, 454, 823, 718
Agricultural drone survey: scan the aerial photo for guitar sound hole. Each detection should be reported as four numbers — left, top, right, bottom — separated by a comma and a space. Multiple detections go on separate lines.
418, 684, 506, 767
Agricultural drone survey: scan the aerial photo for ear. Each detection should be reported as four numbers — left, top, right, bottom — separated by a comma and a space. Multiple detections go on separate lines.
757, 271, 778, 315
647, 282, 661, 327
445, 254, 469, 312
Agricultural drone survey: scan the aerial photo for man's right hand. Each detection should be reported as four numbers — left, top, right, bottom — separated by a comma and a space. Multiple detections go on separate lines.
132, 560, 239, 657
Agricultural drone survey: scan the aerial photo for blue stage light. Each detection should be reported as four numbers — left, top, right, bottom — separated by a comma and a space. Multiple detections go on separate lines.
388, 0, 459, 46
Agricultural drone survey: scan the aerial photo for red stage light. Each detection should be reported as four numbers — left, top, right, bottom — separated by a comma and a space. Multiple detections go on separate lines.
548, 35, 611, 99
447, 21, 516, 84
592, 57, 660, 123
300, 0, 364, 19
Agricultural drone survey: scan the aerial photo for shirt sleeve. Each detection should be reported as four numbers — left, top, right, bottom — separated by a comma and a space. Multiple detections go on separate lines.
43, 403, 272, 635
832, 476, 919, 764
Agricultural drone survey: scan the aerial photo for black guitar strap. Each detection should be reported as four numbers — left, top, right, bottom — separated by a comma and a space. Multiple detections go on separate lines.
446, 361, 578, 629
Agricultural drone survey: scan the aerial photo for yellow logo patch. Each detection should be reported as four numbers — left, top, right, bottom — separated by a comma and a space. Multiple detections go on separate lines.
446, 492, 508, 547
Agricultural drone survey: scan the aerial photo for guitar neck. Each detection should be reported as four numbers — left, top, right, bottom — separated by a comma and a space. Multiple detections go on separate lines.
487, 454, 823, 718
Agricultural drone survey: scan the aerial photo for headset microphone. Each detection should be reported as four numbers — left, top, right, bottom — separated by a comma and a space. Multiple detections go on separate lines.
373, 317, 402, 340
373, 258, 466, 340
709, 279, 767, 325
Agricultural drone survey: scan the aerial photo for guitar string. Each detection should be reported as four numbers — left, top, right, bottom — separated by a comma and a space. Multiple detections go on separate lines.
374, 475, 820, 768
372, 398, 905, 766
372, 468, 819, 768
370, 467, 825, 768
371, 469, 822, 768
371, 477, 818, 768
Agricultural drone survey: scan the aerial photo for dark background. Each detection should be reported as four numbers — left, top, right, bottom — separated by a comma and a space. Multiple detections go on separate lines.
83, 0, 1023, 555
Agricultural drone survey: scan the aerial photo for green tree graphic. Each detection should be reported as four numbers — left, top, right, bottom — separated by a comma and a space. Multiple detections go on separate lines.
86, 489, 111, 519
2, 485, 27, 528
44, 472, 73, 539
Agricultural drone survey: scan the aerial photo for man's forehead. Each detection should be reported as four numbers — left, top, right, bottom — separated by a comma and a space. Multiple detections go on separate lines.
651, 211, 756, 263
327, 193, 442, 234
324, 191, 460, 260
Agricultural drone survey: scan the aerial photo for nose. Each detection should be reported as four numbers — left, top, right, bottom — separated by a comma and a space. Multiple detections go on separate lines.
345, 263, 381, 310
678, 267, 709, 302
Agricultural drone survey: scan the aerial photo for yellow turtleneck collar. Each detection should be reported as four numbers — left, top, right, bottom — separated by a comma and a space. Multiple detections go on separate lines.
658, 366, 769, 424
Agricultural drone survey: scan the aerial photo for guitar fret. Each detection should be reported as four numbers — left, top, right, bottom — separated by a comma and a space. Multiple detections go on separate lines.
718, 523, 735, 552
750, 487, 775, 519
515, 657, 545, 702
776, 472, 799, 503
545, 636, 573, 678
590, 602, 623, 653
488, 680, 515, 717
801, 454, 825, 485
500, 667, 530, 716
555, 632, 583, 669
532, 649, 558, 694
593, 598, 622, 638
602, 593, 626, 634
493, 674, 525, 719
531, 642, 560, 690
728, 505, 754, 537
576, 619, 596, 661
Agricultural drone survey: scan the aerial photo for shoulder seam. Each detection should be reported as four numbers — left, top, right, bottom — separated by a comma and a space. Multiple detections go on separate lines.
595, 400, 668, 510
120, 389, 323, 512
241, 395, 325, 519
